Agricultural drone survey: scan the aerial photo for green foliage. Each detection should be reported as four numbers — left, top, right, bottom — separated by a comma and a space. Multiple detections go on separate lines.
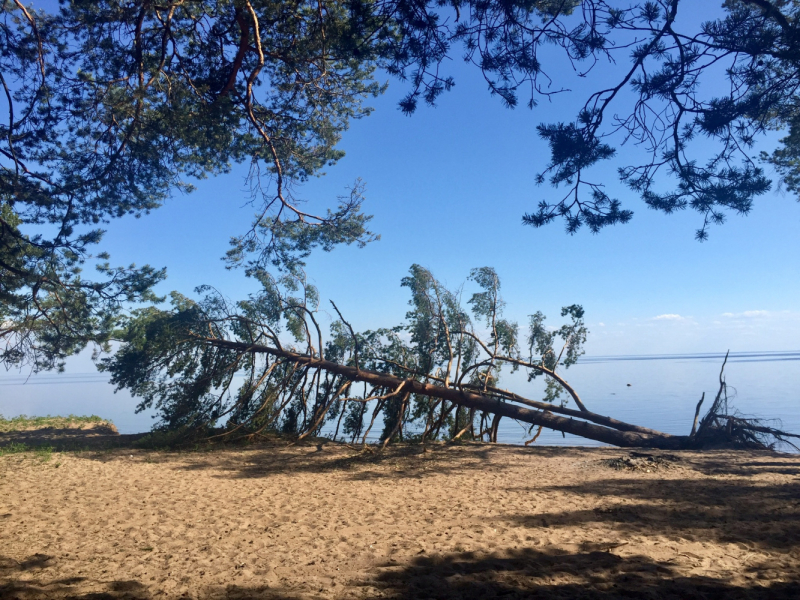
98, 294, 239, 431
516, 0, 799, 239
2, 0, 384, 370
6, 0, 794, 373
0, 442, 29, 457
526, 303, 587, 404
765, 113, 800, 196
342, 401, 368, 441
34, 445, 53, 462
344, 1, 800, 238
102, 264, 588, 441
401, 264, 473, 376
469, 266, 518, 360
0, 441, 53, 461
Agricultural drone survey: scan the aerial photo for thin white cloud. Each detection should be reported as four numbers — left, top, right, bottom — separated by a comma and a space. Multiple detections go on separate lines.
721, 310, 770, 318
652, 314, 685, 321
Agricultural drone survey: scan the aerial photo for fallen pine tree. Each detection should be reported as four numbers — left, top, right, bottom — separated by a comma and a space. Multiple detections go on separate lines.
100, 266, 800, 451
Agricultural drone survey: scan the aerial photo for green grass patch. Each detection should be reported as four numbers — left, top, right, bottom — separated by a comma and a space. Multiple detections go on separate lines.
0, 442, 52, 461
0, 442, 29, 456
34, 445, 53, 462
0, 414, 111, 432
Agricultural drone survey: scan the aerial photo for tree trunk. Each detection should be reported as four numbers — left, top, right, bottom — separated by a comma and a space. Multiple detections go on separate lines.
490, 413, 502, 443
200, 337, 695, 449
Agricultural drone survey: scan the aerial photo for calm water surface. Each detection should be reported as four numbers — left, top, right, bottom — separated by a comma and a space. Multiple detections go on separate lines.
2, 351, 798, 449
498, 351, 800, 448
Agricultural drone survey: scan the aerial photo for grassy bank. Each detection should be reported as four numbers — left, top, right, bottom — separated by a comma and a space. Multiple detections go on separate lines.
0, 414, 114, 432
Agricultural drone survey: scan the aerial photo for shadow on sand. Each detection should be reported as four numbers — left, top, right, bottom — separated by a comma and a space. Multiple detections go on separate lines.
3, 547, 799, 599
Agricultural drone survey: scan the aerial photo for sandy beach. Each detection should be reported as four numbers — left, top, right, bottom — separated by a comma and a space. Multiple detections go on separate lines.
2, 433, 799, 599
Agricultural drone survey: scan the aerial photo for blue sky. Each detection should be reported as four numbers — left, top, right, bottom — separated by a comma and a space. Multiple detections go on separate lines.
2, 2, 799, 428
88, 36, 800, 357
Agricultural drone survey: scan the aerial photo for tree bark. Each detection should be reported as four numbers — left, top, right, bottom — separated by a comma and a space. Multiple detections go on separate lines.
198, 336, 694, 449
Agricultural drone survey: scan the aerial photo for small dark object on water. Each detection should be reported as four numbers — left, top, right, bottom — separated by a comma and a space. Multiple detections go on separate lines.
626, 383, 632, 387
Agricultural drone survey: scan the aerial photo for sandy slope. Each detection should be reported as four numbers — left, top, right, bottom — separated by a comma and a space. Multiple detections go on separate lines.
1, 438, 799, 599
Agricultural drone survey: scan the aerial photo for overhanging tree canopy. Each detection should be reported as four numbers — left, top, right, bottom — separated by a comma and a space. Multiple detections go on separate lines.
3, 0, 799, 371
2, 0, 383, 368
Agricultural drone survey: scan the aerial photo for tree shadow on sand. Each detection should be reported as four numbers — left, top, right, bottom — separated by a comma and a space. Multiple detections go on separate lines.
3, 548, 799, 600
85, 440, 518, 482
496, 474, 800, 552
0, 553, 296, 600
365, 547, 800, 599
177, 442, 505, 482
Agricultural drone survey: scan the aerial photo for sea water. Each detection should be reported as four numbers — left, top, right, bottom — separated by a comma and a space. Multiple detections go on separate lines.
1, 351, 797, 449
496, 351, 800, 448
